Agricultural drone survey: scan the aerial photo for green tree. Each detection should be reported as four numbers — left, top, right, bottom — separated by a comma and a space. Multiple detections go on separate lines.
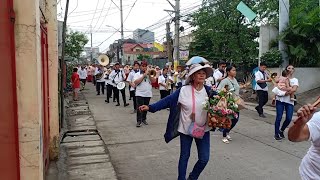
279, 0, 320, 67
65, 30, 89, 60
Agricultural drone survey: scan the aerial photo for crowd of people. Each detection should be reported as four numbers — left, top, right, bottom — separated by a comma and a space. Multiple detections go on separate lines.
70, 58, 320, 180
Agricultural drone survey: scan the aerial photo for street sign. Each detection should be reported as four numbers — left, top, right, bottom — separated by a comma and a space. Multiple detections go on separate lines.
237, 1, 257, 22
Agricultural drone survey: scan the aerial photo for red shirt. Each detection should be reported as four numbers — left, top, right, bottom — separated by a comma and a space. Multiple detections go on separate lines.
71, 72, 80, 88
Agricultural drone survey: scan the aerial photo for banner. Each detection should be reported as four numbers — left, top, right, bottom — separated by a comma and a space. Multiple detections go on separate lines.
180, 50, 189, 61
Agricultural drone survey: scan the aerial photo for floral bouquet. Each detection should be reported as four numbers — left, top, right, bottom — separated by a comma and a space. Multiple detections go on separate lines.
203, 88, 239, 129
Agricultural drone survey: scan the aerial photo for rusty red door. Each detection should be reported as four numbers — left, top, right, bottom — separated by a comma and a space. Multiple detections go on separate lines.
0, 0, 20, 179
41, 25, 50, 171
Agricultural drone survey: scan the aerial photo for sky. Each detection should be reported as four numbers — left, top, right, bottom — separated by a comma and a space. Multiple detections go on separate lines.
57, 0, 203, 53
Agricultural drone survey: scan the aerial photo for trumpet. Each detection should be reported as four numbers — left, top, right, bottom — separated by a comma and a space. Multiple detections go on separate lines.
148, 69, 157, 78
266, 69, 278, 83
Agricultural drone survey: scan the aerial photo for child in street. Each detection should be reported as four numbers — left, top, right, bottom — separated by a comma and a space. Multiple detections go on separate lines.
71, 67, 81, 101
272, 69, 296, 105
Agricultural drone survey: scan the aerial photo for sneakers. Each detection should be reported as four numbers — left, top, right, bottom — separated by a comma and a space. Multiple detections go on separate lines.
142, 120, 148, 125
222, 137, 229, 144
274, 135, 282, 141
279, 131, 285, 139
259, 114, 266, 118
105, 100, 109, 103
226, 135, 232, 141
136, 122, 141, 127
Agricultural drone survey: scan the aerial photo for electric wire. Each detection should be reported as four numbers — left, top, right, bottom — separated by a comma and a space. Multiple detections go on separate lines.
92, 0, 107, 30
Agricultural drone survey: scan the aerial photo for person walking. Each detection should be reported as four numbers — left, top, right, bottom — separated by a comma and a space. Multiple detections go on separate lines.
217, 65, 241, 144
71, 67, 81, 101
139, 63, 214, 180
77, 66, 87, 90
95, 65, 105, 95
272, 65, 299, 140
213, 61, 227, 87
158, 67, 173, 99
127, 61, 140, 113
109, 63, 129, 107
133, 61, 156, 127
288, 103, 319, 180
254, 62, 272, 118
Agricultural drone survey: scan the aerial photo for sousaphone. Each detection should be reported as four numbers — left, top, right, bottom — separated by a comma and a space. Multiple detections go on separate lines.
98, 54, 110, 66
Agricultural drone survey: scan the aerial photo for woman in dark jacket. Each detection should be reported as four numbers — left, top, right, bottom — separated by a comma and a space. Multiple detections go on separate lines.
140, 63, 214, 180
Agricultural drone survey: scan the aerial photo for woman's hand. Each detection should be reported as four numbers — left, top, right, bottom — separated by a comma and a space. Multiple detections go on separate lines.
139, 105, 149, 112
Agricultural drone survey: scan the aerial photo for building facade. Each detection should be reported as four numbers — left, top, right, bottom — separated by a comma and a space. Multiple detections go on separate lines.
0, 0, 59, 179
133, 29, 155, 43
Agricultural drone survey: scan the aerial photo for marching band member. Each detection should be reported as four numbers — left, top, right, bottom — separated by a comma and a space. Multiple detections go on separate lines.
77, 65, 88, 91
104, 67, 113, 103
158, 67, 173, 99
109, 62, 129, 107
213, 61, 227, 87
133, 61, 156, 127
95, 65, 105, 95
175, 65, 184, 89
127, 61, 140, 113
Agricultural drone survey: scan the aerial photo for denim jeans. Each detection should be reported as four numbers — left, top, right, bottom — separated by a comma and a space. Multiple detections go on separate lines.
274, 100, 294, 136
178, 132, 210, 180
223, 112, 240, 137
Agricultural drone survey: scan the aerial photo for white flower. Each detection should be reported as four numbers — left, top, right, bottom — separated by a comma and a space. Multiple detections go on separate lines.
205, 97, 209, 101
202, 102, 207, 108
234, 104, 238, 108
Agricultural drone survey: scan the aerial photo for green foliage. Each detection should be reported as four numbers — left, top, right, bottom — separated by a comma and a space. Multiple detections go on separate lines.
260, 49, 282, 67
65, 30, 89, 60
279, 0, 320, 67
189, 0, 278, 70
137, 54, 151, 61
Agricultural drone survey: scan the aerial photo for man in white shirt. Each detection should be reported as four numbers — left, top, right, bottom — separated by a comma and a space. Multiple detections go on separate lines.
254, 62, 272, 118
133, 61, 156, 127
109, 63, 129, 107
288, 104, 320, 180
158, 67, 173, 99
213, 61, 227, 87
95, 65, 105, 95
104, 67, 113, 103
77, 66, 87, 90
127, 61, 140, 113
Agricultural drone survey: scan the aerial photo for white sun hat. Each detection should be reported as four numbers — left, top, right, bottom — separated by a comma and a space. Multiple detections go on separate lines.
185, 63, 213, 85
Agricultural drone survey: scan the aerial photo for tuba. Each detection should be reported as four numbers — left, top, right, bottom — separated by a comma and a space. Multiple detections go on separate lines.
98, 54, 110, 66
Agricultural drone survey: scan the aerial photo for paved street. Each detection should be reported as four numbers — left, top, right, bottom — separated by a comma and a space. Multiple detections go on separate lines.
84, 84, 310, 180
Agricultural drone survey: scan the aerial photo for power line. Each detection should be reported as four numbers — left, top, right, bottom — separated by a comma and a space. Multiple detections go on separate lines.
124, 0, 138, 23
92, 0, 107, 30
88, 0, 100, 32
96, 1, 113, 31
68, 0, 78, 17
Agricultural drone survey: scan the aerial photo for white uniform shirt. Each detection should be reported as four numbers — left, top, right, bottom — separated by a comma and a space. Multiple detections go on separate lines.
127, 70, 139, 91
158, 75, 173, 91
178, 85, 210, 135
95, 68, 105, 82
78, 69, 87, 79
133, 72, 152, 97
213, 69, 224, 86
299, 112, 320, 180
255, 70, 268, 91
205, 76, 215, 87
109, 70, 126, 87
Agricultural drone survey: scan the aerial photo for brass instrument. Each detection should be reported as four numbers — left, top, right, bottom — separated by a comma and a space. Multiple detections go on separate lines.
148, 69, 157, 78
178, 70, 188, 79
95, 72, 104, 80
98, 54, 110, 66
266, 69, 278, 83
166, 80, 172, 90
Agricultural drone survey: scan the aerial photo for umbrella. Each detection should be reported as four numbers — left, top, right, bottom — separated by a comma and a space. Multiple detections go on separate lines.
186, 56, 209, 65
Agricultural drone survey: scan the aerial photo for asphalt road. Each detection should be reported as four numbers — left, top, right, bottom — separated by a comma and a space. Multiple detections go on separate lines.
85, 84, 310, 180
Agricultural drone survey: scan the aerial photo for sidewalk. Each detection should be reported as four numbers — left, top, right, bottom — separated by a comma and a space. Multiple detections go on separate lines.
46, 89, 117, 180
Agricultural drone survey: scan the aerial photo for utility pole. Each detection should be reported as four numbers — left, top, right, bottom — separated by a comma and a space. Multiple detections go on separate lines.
279, 0, 289, 67
166, 22, 173, 63
60, 0, 70, 127
120, 0, 124, 65
90, 25, 93, 63
173, 0, 180, 71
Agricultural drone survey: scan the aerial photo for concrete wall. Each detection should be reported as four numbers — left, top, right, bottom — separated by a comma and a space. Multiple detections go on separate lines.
14, 0, 59, 179
269, 67, 320, 94
14, 0, 43, 179
46, 0, 59, 161
258, 25, 278, 61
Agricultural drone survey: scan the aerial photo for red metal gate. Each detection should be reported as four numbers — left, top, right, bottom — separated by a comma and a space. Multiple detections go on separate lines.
0, 0, 20, 179
41, 25, 50, 171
